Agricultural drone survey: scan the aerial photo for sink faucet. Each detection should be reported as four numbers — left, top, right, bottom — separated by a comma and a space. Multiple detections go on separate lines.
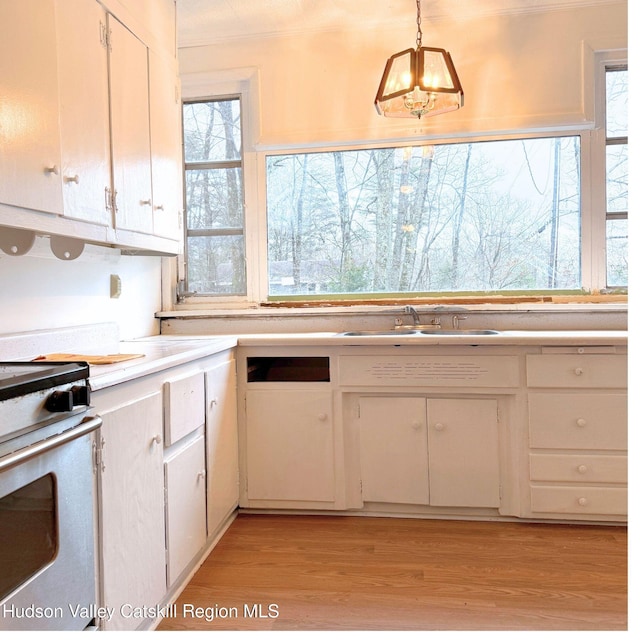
405, 305, 421, 325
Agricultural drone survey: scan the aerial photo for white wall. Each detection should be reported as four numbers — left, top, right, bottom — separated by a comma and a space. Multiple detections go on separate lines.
178, 3, 627, 147
0, 238, 161, 341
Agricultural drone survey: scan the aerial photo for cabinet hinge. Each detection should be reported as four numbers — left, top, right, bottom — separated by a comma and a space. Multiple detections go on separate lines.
99, 20, 112, 51
93, 436, 105, 473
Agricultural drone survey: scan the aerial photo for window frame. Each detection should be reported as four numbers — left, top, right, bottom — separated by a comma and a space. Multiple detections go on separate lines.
175, 52, 627, 308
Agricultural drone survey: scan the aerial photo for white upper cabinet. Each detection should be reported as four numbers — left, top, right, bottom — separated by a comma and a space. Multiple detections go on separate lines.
55, 0, 111, 226
108, 14, 154, 236
149, 49, 182, 241
0, 0, 182, 254
0, 0, 63, 214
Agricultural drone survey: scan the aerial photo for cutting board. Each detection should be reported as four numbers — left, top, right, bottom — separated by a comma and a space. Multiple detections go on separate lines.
33, 353, 145, 365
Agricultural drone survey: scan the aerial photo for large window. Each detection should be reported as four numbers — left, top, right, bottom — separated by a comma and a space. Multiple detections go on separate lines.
180, 60, 627, 303
182, 98, 246, 295
266, 137, 581, 297
604, 66, 628, 288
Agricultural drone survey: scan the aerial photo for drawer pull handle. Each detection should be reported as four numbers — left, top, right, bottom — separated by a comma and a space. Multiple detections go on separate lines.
576, 418, 587, 427
577, 465, 588, 474
574, 367, 584, 376
434, 423, 445, 431
578, 497, 588, 507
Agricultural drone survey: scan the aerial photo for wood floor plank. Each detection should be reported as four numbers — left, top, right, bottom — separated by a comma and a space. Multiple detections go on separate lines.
157, 514, 627, 631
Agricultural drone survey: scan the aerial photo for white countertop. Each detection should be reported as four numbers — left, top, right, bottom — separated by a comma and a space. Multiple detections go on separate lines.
77, 330, 628, 390
88, 336, 237, 390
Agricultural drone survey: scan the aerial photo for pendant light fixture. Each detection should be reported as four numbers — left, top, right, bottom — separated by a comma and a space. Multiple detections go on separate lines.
375, 0, 463, 119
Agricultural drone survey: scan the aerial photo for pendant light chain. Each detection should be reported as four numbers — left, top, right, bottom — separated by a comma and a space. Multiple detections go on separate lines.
415, 0, 422, 49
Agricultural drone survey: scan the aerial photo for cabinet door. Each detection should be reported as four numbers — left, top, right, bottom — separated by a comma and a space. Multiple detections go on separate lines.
149, 49, 182, 241
245, 390, 335, 503
358, 396, 429, 505
55, 0, 111, 226
98, 391, 166, 631
427, 398, 500, 508
165, 435, 207, 586
0, 0, 63, 214
108, 14, 153, 234
206, 359, 239, 536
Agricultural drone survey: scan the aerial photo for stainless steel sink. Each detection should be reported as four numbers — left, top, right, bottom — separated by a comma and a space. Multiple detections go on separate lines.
416, 329, 500, 335
339, 329, 500, 337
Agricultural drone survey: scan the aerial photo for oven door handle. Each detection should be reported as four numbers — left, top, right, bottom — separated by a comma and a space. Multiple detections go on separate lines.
0, 415, 102, 473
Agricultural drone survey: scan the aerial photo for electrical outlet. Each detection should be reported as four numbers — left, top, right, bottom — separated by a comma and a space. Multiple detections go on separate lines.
110, 274, 122, 299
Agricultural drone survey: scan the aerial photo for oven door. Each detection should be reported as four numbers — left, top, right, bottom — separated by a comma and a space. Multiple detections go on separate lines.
0, 415, 101, 631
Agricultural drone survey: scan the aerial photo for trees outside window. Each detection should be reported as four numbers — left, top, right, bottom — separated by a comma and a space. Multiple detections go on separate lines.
266, 137, 581, 297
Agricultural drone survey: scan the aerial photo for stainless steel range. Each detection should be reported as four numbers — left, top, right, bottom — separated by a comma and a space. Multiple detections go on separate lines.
0, 361, 102, 631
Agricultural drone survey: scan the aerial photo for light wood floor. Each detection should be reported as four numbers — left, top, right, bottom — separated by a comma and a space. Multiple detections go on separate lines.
158, 514, 627, 632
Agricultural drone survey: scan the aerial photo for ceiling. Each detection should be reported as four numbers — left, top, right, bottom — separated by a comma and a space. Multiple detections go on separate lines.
176, 0, 621, 47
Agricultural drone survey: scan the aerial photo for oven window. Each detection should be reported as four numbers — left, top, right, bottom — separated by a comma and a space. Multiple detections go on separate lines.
0, 473, 58, 600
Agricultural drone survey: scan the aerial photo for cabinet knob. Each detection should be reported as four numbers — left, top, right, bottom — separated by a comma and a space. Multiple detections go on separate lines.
317, 413, 328, 422
577, 465, 588, 474
152, 434, 162, 445
64, 174, 80, 184
140, 198, 152, 206
434, 423, 445, 431
154, 204, 165, 211
411, 422, 422, 431
210, 397, 218, 408
578, 497, 588, 507
197, 470, 206, 480
44, 165, 59, 175
576, 418, 587, 427
574, 367, 584, 376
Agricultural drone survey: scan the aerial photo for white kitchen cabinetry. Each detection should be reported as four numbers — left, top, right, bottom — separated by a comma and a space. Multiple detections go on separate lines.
0, 0, 182, 254
55, 0, 111, 226
205, 358, 239, 536
525, 351, 627, 521
245, 389, 336, 504
95, 391, 167, 632
164, 434, 207, 586
108, 14, 153, 236
92, 347, 238, 630
357, 396, 500, 508
0, 0, 63, 215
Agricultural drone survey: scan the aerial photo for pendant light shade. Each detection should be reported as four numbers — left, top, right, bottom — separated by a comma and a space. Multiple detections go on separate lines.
375, 2, 463, 119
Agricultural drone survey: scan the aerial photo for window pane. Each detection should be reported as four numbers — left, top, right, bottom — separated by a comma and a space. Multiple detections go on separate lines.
606, 144, 627, 213
606, 219, 627, 287
187, 235, 246, 295
183, 100, 241, 162
266, 137, 581, 296
606, 69, 627, 137
185, 167, 244, 229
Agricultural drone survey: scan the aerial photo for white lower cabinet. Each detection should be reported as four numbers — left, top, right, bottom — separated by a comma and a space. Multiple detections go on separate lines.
525, 352, 628, 521
93, 348, 239, 630
164, 435, 207, 586
244, 389, 336, 505
357, 396, 500, 508
96, 391, 167, 631
205, 359, 239, 536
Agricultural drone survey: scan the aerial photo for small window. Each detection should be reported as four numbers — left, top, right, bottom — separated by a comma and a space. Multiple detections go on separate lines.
604, 66, 627, 288
182, 98, 247, 295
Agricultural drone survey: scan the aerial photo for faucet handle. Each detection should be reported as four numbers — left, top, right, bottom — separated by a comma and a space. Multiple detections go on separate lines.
452, 314, 468, 330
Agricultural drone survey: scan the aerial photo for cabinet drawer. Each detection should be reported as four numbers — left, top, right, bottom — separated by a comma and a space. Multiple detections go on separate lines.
530, 486, 627, 516
164, 371, 205, 445
528, 393, 627, 450
530, 453, 627, 483
526, 354, 626, 388
340, 355, 519, 387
